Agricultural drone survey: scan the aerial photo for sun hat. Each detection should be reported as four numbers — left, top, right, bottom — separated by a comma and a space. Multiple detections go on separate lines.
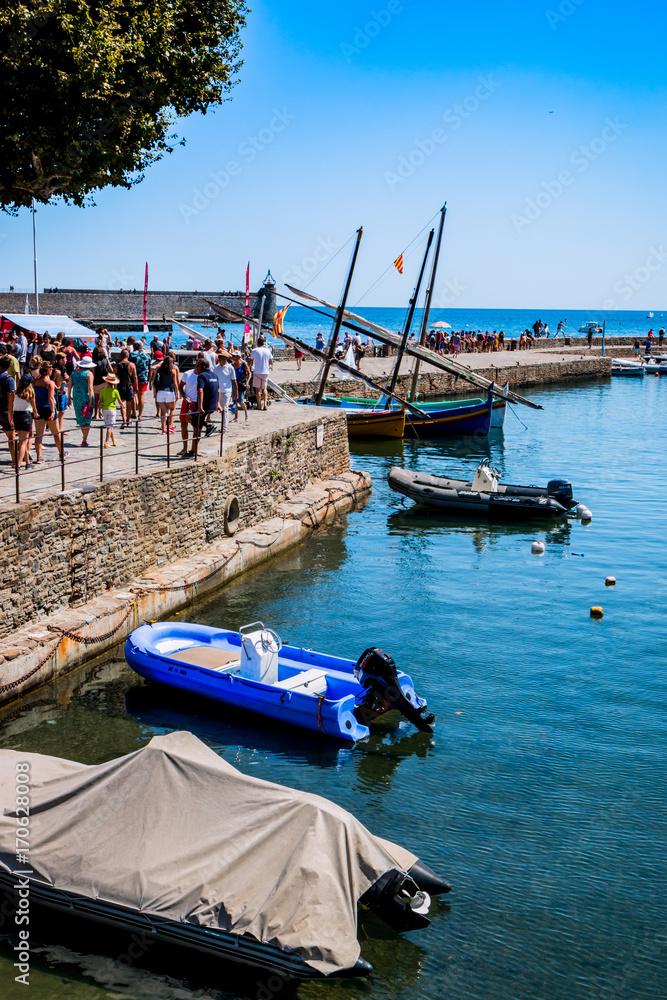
77, 357, 96, 368
103, 374, 120, 384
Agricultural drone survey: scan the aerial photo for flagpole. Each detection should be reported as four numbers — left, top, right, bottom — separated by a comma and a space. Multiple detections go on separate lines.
409, 203, 447, 401
142, 262, 149, 335
32, 199, 39, 315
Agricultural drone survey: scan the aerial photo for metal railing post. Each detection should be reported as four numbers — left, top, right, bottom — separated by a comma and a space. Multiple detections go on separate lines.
135, 419, 139, 474
219, 409, 224, 457
99, 426, 104, 482
60, 431, 65, 491
15, 448, 19, 504
166, 419, 171, 468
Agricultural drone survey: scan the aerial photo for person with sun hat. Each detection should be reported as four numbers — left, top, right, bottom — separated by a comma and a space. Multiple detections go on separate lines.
99, 373, 121, 448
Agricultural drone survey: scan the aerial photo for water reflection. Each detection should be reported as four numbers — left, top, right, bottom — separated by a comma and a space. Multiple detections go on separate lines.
387, 509, 572, 551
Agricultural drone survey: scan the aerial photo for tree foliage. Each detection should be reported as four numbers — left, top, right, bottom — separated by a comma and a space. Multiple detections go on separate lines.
0, 0, 248, 213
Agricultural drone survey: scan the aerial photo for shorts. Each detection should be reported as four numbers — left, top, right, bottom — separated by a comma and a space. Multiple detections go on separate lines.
138, 382, 148, 393
103, 409, 117, 428
36, 405, 53, 422
452, 345, 460, 353
0, 411, 12, 433
56, 393, 68, 412
236, 389, 246, 405
252, 373, 268, 390
191, 411, 212, 430
180, 398, 197, 418
156, 389, 176, 403
119, 388, 134, 402
13, 411, 32, 433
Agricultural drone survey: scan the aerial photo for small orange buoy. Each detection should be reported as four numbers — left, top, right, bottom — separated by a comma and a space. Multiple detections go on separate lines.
605, 576, 616, 586
455, 711, 462, 715
590, 606, 604, 618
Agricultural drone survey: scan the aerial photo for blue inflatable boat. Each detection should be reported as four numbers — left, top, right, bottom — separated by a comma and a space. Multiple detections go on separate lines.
125, 621, 435, 742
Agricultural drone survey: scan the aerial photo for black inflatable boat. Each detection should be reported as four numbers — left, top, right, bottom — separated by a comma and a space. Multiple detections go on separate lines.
388, 462, 584, 520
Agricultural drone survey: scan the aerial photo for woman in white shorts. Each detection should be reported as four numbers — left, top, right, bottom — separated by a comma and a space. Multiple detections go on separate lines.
152, 355, 181, 433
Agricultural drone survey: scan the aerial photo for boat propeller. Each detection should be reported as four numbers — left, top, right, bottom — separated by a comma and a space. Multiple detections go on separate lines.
353, 647, 435, 733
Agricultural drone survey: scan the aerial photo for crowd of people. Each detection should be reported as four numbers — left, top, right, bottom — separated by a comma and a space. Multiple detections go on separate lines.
0, 326, 275, 467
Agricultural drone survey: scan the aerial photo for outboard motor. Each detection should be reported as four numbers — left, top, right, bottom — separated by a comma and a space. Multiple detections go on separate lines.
546, 479, 574, 509
360, 869, 431, 932
354, 647, 435, 733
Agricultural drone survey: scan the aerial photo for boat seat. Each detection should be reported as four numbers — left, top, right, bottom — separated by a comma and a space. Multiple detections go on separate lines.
168, 646, 241, 672
274, 669, 328, 696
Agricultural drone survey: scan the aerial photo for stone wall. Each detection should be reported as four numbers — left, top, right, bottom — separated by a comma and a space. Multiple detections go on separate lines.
0, 289, 276, 324
0, 411, 348, 637
279, 356, 612, 400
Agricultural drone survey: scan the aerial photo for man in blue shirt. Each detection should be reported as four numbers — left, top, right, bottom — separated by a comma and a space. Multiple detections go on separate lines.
192, 359, 219, 457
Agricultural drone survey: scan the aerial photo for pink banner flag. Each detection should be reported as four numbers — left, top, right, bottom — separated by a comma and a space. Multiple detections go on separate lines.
142, 262, 149, 334
243, 262, 250, 344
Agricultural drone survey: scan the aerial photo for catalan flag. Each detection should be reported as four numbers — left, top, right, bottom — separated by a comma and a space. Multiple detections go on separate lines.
393, 254, 404, 274
272, 303, 291, 338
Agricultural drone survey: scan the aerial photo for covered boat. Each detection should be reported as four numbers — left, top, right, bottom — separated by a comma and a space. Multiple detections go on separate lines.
0, 732, 450, 980
611, 360, 645, 377
125, 622, 435, 741
389, 462, 582, 519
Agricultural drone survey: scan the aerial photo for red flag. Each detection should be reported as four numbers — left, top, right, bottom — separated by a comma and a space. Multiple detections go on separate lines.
393, 254, 404, 274
142, 262, 149, 334
243, 262, 250, 344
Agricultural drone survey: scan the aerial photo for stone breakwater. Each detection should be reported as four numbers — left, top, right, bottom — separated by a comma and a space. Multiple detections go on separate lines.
0, 470, 371, 707
278, 356, 612, 400
0, 410, 350, 638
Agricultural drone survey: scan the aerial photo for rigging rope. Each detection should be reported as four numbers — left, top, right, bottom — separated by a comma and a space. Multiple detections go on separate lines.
353, 209, 441, 306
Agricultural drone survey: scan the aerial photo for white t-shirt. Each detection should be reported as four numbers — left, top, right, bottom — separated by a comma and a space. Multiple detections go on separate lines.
202, 350, 216, 370
250, 346, 273, 376
181, 368, 199, 402
214, 362, 237, 393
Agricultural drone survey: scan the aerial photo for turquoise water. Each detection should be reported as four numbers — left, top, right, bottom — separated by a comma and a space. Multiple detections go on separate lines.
175, 306, 664, 348
1, 375, 666, 999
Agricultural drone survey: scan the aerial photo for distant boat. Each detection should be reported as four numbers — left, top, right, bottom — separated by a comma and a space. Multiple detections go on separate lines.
647, 311, 654, 318
578, 321, 602, 334
611, 360, 645, 377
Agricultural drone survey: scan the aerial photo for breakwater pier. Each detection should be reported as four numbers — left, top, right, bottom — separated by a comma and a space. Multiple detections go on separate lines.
0, 405, 369, 705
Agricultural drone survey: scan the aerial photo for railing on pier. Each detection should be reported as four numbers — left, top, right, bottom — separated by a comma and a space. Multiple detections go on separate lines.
5, 418, 226, 505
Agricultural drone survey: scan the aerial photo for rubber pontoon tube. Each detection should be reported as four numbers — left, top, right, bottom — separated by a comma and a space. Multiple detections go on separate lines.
407, 860, 452, 895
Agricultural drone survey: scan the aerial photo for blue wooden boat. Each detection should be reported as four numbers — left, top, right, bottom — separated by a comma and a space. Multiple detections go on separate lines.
300, 390, 493, 438
125, 622, 435, 742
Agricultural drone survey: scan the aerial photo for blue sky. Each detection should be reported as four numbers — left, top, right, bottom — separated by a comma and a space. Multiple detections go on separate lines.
2, 0, 666, 308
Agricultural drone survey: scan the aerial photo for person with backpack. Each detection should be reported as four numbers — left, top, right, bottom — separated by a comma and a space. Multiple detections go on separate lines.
33, 362, 67, 463
115, 349, 138, 428
0, 354, 16, 464
91, 346, 110, 420
132, 342, 150, 421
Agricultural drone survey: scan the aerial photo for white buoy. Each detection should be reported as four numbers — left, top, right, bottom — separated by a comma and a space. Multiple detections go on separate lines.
531, 541, 545, 554
575, 504, 592, 520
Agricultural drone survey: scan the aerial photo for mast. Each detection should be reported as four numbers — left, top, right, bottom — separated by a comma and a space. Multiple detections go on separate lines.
409, 203, 447, 401
314, 226, 363, 405
384, 228, 434, 407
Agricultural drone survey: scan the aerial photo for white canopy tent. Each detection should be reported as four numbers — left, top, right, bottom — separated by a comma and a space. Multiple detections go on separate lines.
1, 314, 95, 339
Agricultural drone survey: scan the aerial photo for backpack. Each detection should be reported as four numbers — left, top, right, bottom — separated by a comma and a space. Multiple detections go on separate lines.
0, 372, 14, 412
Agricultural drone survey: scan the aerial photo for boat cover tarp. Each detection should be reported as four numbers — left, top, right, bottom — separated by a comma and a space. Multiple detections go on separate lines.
0, 731, 417, 974
0, 314, 95, 339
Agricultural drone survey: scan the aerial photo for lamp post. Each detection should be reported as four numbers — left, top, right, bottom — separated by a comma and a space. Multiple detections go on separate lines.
32, 199, 39, 315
